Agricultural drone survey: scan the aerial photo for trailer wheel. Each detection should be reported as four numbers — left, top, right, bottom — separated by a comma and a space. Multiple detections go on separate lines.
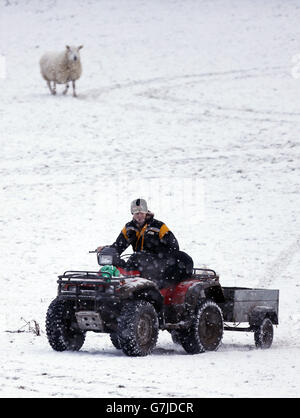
179, 300, 223, 354
117, 300, 159, 357
254, 317, 273, 349
46, 298, 85, 351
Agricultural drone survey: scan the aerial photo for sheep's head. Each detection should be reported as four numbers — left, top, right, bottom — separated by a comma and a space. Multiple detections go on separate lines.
65, 45, 83, 62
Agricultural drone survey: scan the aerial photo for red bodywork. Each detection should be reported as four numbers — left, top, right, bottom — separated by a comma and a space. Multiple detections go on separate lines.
118, 267, 201, 305
117, 267, 141, 277
160, 279, 199, 305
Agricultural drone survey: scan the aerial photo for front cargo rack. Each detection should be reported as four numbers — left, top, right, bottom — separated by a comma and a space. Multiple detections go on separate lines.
59, 270, 103, 279
57, 270, 124, 285
57, 270, 124, 299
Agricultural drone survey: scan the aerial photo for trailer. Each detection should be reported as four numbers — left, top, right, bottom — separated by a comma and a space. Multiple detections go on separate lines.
219, 287, 279, 348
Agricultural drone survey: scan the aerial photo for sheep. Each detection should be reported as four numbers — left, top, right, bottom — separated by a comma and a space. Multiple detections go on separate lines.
39, 45, 83, 97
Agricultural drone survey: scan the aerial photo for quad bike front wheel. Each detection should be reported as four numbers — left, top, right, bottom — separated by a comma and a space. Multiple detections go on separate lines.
179, 300, 224, 354
110, 332, 122, 349
117, 300, 159, 357
169, 330, 181, 345
46, 298, 86, 351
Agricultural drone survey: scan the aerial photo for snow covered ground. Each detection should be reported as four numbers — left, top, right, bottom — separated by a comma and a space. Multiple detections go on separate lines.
0, 0, 299, 398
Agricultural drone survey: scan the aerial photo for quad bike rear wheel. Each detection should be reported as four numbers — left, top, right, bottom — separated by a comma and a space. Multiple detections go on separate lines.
46, 298, 85, 351
178, 300, 224, 354
117, 300, 159, 357
254, 317, 273, 349
169, 330, 181, 345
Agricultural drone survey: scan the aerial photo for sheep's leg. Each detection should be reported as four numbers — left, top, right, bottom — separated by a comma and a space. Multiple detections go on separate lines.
63, 82, 69, 95
47, 80, 56, 95
72, 80, 77, 97
46, 81, 52, 94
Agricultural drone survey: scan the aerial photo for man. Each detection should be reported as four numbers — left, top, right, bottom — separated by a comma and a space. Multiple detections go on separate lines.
97, 198, 193, 288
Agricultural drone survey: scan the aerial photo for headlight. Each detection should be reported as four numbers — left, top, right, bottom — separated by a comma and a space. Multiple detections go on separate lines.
98, 254, 113, 265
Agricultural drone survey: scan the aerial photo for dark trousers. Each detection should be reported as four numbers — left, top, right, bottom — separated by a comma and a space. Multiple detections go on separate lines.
126, 250, 194, 288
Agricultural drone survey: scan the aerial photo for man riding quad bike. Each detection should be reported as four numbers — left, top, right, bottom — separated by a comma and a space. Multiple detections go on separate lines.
46, 199, 225, 356
97, 198, 194, 289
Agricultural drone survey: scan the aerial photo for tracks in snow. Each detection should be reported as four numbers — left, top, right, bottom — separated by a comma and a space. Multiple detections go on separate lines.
81, 65, 300, 125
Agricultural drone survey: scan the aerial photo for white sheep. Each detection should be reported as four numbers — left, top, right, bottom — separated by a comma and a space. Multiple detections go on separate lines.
40, 45, 83, 97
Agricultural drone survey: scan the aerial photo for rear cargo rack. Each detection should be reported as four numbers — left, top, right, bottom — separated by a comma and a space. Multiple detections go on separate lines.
192, 268, 219, 280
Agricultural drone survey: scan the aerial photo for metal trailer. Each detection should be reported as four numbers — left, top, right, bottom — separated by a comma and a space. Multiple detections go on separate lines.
219, 287, 279, 348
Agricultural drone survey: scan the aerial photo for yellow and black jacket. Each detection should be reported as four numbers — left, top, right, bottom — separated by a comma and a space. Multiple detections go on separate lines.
111, 213, 179, 255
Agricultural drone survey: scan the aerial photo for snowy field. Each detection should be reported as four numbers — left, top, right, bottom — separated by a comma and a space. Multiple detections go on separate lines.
0, 0, 300, 398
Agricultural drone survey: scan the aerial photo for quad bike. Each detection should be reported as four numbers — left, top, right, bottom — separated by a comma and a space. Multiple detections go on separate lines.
46, 247, 279, 356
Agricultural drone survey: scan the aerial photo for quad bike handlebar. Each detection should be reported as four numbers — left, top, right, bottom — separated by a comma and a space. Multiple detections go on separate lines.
89, 248, 131, 259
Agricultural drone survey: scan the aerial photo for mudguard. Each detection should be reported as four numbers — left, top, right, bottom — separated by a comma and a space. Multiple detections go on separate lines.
116, 277, 163, 311
249, 306, 279, 327
185, 281, 225, 312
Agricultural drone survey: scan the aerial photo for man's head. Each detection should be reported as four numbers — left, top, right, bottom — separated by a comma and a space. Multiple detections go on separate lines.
131, 198, 148, 226
131, 198, 148, 214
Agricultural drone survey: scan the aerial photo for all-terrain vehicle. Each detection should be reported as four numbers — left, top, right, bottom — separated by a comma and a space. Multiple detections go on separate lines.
46, 247, 279, 356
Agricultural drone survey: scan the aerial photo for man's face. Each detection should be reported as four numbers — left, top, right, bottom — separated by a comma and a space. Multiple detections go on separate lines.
133, 211, 147, 226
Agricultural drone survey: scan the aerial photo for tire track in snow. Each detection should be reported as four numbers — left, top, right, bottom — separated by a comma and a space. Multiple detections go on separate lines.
81, 65, 299, 125
258, 238, 300, 287
81, 65, 285, 99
